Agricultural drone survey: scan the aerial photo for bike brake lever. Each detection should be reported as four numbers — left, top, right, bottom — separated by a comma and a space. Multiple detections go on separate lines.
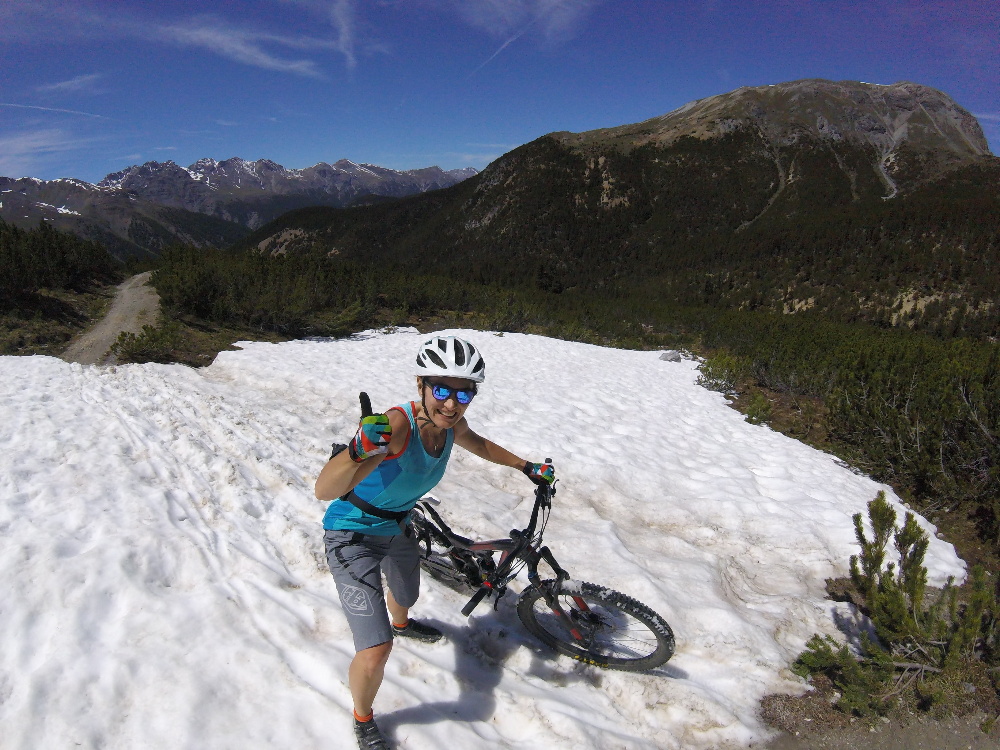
421, 495, 441, 506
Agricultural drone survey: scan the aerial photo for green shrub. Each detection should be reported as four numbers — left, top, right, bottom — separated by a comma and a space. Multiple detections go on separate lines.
795, 492, 998, 717
696, 351, 747, 393
744, 392, 773, 424
793, 633, 894, 716
110, 321, 182, 364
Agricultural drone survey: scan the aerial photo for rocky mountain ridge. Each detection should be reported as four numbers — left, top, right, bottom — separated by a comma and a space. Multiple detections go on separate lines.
554, 79, 989, 197
0, 158, 477, 257
97, 157, 476, 211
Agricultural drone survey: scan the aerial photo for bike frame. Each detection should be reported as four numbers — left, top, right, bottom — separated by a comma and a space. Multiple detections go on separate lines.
414, 478, 595, 641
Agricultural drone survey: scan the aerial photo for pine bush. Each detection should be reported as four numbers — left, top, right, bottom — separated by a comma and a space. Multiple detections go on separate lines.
796, 492, 998, 717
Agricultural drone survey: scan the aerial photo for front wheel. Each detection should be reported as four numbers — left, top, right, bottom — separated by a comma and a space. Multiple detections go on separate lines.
516, 580, 674, 672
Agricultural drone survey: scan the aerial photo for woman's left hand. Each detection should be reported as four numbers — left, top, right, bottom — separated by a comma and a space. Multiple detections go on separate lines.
523, 461, 555, 485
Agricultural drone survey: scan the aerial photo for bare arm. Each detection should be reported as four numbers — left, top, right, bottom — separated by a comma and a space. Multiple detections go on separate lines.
314, 409, 410, 500
452, 418, 527, 470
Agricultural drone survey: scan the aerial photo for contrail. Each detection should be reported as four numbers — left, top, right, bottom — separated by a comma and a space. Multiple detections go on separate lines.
467, 22, 534, 79
0, 103, 107, 119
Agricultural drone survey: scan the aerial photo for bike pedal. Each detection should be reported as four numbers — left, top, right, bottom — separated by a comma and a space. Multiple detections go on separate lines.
493, 586, 508, 610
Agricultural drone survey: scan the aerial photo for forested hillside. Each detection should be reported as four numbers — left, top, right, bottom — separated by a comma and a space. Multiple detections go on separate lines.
0, 218, 123, 355
0, 218, 121, 302
235, 134, 1000, 340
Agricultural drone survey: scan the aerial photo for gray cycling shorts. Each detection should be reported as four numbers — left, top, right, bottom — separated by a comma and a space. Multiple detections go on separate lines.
324, 528, 421, 652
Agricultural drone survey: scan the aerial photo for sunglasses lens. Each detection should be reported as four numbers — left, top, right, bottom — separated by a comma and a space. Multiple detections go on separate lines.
430, 383, 475, 404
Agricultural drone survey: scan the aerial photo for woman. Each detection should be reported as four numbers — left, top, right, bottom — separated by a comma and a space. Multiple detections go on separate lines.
315, 335, 554, 750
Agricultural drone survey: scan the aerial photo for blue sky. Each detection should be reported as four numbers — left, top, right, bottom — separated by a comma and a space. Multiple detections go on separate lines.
1, 0, 997, 183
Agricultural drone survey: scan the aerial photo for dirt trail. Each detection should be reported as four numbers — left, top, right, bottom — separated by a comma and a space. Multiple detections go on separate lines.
61, 272, 160, 366
763, 712, 998, 749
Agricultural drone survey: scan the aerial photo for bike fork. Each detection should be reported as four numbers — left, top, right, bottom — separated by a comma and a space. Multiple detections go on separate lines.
527, 546, 590, 642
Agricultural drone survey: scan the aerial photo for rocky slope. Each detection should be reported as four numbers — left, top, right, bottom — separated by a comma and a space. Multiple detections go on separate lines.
553, 80, 989, 202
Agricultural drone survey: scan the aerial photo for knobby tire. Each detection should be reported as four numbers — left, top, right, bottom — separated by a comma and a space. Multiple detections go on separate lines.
516, 580, 675, 672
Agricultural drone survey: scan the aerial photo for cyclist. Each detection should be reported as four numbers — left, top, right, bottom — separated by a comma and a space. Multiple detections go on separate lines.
315, 335, 555, 750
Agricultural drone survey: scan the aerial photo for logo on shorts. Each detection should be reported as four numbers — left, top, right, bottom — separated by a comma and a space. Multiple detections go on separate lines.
340, 584, 374, 616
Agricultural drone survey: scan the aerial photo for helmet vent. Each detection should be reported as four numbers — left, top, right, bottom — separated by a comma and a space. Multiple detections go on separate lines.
454, 343, 466, 366
425, 350, 447, 368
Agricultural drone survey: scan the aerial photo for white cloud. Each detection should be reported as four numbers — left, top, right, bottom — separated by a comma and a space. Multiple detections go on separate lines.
0, 129, 90, 178
2, 2, 360, 76
36, 73, 104, 94
280, 0, 358, 67
973, 112, 1000, 121
441, 150, 504, 167
159, 19, 337, 78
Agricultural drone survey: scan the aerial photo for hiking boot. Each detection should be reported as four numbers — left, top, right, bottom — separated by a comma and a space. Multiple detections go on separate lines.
391, 619, 443, 643
354, 716, 390, 750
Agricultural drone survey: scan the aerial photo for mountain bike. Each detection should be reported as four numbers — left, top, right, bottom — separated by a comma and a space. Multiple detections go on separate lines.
409, 469, 675, 672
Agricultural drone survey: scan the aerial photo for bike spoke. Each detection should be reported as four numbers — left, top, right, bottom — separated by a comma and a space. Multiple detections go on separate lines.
532, 596, 661, 659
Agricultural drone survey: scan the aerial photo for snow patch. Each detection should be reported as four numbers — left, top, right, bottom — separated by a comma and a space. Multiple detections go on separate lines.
0, 330, 965, 749
34, 201, 81, 216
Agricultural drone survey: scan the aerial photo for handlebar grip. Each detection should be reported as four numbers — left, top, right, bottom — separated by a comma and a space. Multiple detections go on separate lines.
359, 392, 373, 418
461, 585, 491, 616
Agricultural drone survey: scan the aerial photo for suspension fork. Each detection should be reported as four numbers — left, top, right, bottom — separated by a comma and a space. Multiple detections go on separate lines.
525, 546, 592, 641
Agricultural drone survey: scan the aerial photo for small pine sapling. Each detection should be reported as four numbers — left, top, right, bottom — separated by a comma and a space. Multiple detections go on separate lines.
849, 490, 896, 605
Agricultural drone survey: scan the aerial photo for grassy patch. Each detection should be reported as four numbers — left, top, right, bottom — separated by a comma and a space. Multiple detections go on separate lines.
131, 314, 294, 367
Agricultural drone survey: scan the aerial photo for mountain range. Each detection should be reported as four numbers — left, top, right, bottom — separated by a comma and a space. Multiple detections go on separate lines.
0, 159, 477, 257
238, 78, 998, 337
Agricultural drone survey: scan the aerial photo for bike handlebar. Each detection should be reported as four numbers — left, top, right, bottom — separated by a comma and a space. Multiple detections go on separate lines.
461, 585, 492, 616
527, 460, 555, 533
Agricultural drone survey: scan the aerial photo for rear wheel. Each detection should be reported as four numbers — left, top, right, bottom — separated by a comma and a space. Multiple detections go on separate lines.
516, 580, 674, 671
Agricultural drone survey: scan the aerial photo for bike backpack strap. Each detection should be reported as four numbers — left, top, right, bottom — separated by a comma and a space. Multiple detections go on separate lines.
341, 490, 410, 522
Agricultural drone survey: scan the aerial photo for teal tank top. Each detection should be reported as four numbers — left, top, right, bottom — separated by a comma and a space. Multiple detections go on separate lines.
322, 401, 454, 535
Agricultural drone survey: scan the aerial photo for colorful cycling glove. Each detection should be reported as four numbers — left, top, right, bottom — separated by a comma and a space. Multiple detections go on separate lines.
348, 414, 392, 462
522, 461, 555, 486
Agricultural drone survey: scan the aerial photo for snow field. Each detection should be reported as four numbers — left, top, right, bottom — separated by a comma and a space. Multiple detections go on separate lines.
0, 328, 964, 749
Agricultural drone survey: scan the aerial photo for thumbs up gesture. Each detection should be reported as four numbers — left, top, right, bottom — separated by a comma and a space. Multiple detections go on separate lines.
348, 392, 392, 462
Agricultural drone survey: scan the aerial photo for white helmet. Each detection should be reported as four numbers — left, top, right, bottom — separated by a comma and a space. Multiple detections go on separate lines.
415, 336, 486, 382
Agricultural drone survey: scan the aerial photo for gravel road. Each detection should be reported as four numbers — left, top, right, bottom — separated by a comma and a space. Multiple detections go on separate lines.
61, 272, 161, 366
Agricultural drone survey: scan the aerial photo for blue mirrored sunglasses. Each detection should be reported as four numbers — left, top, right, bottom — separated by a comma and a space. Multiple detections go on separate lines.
426, 380, 476, 404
